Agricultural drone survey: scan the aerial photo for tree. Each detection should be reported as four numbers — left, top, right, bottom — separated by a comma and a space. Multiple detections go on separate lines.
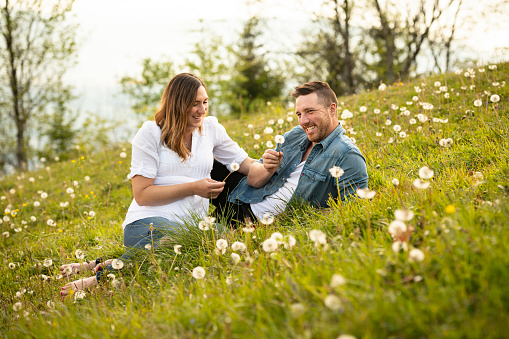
295, 0, 361, 96
229, 16, 286, 115
184, 34, 233, 116
120, 58, 174, 118
0, 0, 78, 170
366, 0, 456, 83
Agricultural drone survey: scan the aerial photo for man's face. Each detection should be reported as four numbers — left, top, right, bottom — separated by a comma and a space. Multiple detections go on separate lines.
295, 93, 338, 144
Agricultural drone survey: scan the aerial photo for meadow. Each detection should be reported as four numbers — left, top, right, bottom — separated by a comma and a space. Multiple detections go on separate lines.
1, 63, 508, 338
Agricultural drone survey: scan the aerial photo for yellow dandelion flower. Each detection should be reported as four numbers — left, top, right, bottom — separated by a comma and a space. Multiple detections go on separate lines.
445, 205, 456, 214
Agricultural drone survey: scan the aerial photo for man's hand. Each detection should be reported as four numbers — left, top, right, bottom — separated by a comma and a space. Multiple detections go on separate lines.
262, 149, 284, 172
247, 149, 284, 188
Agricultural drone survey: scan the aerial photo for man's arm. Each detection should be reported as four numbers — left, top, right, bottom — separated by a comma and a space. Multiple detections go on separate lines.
246, 149, 283, 188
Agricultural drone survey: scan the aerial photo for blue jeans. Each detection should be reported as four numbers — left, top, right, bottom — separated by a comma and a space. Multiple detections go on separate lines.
96, 216, 180, 281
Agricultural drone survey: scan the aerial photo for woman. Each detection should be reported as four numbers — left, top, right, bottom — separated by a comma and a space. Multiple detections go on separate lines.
60, 73, 254, 296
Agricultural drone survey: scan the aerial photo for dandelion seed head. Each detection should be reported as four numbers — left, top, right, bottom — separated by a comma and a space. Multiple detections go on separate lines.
408, 248, 425, 262
74, 290, 86, 301
329, 166, 344, 178
231, 253, 241, 264
284, 235, 297, 249
144, 244, 152, 250
75, 249, 85, 260
216, 239, 228, 251
192, 266, 206, 279
419, 166, 434, 179
9, 263, 16, 269
413, 179, 430, 190
198, 221, 210, 231
330, 274, 346, 288
290, 303, 305, 317
394, 209, 414, 222
230, 162, 240, 172
392, 178, 400, 186
324, 294, 342, 311
474, 99, 482, 107
275, 135, 285, 144
260, 213, 274, 225
111, 259, 124, 270
359, 106, 367, 113
262, 238, 278, 252
378, 83, 387, 91
13, 302, 23, 311
374, 108, 380, 114
388, 220, 407, 238
490, 94, 500, 103
309, 230, 327, 245
174, 245, 182, 254
356, 188, 376, 199
43, 259, 53, 267
393, 125, 401, 132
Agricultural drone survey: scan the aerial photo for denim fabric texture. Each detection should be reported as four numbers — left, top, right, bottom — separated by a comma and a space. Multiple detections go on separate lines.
96, 216, 180, 281
228, 124, 369, 208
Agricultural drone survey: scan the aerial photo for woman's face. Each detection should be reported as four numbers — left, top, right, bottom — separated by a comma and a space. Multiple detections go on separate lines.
187, 86, 208, 130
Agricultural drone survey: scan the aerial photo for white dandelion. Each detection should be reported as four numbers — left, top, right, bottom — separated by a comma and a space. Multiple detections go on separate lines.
111, 259, 124, 270
329, 166, 344, 178
324, 294, 342, 311
418, 166, 434, 179
231, 241, 247, 252
413, 179, 430, 190
356, 188, 376, 199
309, 230, 327, 245
262, 238, 278, 252
394, 209, 414, 222
192, 266, 206, 279
408, 248, 425, 262
174, 245, 182, 255
231, 253, 241, 264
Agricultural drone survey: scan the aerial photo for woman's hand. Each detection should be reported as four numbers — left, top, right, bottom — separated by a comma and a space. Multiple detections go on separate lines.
192, 178, 225, 199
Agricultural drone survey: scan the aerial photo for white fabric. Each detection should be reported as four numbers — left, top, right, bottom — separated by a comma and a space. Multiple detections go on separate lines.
123, 116, 248, 228
250, 161, 305, 220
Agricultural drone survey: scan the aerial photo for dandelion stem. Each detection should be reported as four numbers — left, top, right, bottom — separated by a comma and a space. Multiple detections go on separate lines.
222, 171, 233, 182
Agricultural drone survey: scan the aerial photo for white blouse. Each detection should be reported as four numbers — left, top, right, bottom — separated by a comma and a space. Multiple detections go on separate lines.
122, 116, 248, 228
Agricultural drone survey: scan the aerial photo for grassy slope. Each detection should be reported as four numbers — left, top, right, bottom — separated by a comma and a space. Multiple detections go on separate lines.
1, 63, 508, 338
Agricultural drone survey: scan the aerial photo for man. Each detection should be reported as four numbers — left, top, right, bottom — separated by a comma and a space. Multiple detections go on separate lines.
213, 81, 368, 223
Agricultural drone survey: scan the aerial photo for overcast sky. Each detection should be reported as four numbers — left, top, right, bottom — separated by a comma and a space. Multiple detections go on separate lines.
64, 0, 509, 137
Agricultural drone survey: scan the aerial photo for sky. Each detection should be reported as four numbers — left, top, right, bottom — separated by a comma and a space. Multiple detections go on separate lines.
64, 0, 509, 140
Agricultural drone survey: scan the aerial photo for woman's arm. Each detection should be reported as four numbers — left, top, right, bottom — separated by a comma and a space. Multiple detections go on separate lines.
132, 175, 225, 206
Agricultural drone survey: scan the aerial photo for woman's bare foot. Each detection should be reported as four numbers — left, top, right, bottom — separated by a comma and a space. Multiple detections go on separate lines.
60, 261, 96, 277
60, 259, 113, 277
60, 276, 98, 298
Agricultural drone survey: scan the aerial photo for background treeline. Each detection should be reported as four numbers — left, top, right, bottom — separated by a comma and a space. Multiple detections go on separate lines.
0, 0, 507, 173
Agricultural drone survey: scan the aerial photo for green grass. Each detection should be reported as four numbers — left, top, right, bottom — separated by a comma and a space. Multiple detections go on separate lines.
1, 63, 508, 338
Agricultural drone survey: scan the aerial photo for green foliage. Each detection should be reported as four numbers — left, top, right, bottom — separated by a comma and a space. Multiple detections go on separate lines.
0, 0, 78, 169
0, 62, 508, 338
229, 17, 286, 116
184, 34, 233, 116
120, 58, 175, 118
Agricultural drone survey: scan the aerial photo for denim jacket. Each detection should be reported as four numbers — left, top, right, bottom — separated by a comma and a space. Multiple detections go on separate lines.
228, 123, 369, 208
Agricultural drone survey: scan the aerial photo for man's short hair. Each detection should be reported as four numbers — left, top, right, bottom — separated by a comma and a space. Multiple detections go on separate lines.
291, 81, 338, 108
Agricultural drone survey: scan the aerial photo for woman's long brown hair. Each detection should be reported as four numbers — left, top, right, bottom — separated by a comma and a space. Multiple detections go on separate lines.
154, 73, 206, 161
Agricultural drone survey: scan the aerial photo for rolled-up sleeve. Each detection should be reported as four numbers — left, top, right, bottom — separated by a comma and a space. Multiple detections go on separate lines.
128, 122, 161, 179
210, 117, 248, 171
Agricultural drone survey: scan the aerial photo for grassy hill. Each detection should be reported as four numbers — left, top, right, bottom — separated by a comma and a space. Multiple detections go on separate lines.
1, 63, 508, 338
